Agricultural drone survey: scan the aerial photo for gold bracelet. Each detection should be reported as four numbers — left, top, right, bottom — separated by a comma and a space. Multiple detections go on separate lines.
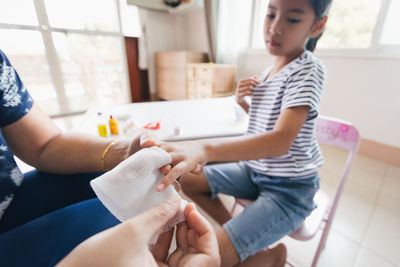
101, 140, 116, 171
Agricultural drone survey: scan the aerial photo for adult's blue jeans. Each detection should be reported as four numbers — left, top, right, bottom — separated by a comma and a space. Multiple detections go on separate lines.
0, 170, 119, 267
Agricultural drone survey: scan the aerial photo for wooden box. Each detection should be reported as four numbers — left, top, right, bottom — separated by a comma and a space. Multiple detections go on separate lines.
155, 51, 208, 100
186, 63, 237, 99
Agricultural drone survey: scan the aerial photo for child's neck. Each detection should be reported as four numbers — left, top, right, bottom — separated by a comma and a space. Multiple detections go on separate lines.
271, 49, 305, 75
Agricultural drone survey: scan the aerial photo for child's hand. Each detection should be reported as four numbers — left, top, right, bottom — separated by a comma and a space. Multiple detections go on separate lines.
235, 75, 259, 104
156, 141, 207, 192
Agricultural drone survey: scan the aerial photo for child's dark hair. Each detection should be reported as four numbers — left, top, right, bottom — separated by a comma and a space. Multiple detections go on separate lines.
305, 0, 332, 52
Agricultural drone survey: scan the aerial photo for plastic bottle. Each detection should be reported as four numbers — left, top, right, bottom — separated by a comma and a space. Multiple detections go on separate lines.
109, 115, 119, 135
97, 112, 108, 137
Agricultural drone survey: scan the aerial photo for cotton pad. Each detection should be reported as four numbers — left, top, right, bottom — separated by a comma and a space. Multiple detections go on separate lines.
90, 146, 187, 236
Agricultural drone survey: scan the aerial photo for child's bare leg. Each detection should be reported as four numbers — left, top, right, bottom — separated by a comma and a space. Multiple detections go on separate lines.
180, 172, 231, 225
217, 229, 286, 267
181, 172, 286, 267
237, 243, 287, 267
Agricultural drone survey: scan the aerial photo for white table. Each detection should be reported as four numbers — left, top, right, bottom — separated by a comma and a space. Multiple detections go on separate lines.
77, 96, 249, 141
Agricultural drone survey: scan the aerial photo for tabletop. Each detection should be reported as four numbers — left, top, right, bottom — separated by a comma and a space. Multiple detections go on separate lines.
76, 96, 249, 141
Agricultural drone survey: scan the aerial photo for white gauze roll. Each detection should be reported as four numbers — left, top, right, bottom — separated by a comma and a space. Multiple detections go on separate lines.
90, 146, 187, 232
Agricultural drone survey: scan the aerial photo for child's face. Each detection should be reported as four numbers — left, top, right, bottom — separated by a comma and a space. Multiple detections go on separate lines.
264, 0, 320, 56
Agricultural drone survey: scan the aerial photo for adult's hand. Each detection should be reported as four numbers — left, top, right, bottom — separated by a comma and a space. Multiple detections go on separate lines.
57, 196, 220, 267
126, 130, 161, 157
168, 203, 220, 267
57, 195, 181, 267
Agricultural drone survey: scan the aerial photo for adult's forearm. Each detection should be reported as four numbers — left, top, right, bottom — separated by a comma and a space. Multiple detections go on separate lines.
34, 133, 129, 174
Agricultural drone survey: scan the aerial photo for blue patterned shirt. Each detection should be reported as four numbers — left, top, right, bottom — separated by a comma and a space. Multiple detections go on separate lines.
0, 49, 33, 220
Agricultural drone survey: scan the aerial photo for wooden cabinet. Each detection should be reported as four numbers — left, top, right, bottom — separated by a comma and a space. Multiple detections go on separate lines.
155, 51, 208, 100
156, 52, 236, 100
186, 63, 237, 99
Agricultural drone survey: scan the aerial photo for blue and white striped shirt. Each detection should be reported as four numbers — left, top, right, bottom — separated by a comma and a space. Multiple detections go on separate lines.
246, 51, 326, 179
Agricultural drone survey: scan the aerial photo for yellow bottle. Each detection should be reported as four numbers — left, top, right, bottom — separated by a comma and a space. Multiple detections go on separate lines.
109, 115, 119, 135
97, 112, 108, 137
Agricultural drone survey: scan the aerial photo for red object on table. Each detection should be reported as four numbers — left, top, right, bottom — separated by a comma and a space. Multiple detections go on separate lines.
143, 121, 161, 130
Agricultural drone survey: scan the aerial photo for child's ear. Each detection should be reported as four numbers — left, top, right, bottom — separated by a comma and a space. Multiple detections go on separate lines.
310, 16, 328, 38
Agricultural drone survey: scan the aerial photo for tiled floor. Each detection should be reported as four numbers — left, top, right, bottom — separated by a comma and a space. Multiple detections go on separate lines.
279, 145, 400, 267
219, 145, 399, 267
178, 144, 400, 267
16, 116, 400, 267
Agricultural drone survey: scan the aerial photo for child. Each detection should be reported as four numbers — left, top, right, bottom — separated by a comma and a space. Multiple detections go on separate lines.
156, 0, 332, 266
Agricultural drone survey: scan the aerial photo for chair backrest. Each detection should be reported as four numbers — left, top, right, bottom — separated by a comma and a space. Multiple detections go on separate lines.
289, 116, 361, 242
315, 115, 360, 231
315, 115, 360, 153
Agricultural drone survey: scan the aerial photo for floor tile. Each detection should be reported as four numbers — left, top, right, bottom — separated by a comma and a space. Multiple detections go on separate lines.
363, 194, 400, 264
348, 154, 387, 190
386, 165, 400, 178
355, 247, 398, 267
281, 229, 360, 267
317, 230, 360, 267
330, 180, 378, 243
380, 165, 400, 201
278, 231, 322, 267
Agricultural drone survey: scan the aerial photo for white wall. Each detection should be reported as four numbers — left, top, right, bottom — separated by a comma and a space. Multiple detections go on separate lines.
140, 6, 400, 148
142, 8, 209, 95
238, 51, 400, 148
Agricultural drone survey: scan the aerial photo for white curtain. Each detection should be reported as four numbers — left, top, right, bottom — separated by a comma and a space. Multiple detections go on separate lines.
216, 0, 253, 64
204, 0, 218, 62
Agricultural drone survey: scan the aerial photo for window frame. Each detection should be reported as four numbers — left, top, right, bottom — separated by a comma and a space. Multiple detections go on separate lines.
248, 0, 400, 59
0, 0, 130, 117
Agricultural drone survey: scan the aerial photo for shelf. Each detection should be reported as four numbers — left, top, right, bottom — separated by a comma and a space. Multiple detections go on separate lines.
127, 0, 202, 14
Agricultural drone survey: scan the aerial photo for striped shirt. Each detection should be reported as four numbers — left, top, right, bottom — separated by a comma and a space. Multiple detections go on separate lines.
246, 50, 326, 179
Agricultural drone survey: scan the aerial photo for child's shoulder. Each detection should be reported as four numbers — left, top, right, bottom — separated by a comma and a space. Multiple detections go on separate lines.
295, 51, 325, 69
288, 51, 326, 77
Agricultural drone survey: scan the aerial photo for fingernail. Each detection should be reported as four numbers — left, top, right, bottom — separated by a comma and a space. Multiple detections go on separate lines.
156, 183, 165, 191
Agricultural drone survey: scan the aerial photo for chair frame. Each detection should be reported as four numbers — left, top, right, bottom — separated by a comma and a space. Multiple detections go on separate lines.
230, 115, 360, 267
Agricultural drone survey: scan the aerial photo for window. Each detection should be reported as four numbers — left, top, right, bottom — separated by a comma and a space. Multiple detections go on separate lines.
53, 33, 126, 112
0, 0, 38, 26
251, 0, 398, 52
380, 0, 400, 45
0, 0, 137, 116
318, 0, 381, 49
44, 0, 120, 32
0, 29, 59, 114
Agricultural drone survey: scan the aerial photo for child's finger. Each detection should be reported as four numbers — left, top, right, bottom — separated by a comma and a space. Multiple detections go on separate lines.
250, 79, 260, 86
160, 164, 171, 175
156, 161, 188, 191
190, 163, 203, 175
239, 80, 258, 87
140, 131, 160, 147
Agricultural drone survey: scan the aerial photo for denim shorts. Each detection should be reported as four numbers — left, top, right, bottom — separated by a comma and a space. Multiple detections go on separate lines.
203, 162, 319, 262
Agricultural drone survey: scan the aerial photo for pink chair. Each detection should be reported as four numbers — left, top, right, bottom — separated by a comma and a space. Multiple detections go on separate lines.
230, 115, 360, 267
